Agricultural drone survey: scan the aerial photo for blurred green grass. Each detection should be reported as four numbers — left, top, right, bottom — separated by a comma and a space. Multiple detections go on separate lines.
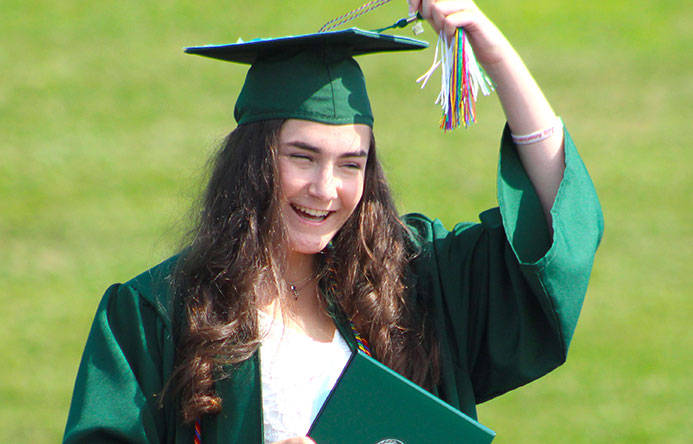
1, 0, 691, 442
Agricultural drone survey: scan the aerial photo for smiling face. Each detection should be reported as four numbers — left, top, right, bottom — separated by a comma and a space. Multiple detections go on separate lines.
277, 119, 371, 258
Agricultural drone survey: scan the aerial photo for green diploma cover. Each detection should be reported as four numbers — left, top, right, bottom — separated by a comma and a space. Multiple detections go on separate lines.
308, 351, 496, 444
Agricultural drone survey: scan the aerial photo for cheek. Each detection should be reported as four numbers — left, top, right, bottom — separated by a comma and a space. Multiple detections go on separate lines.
345, 177, 365, 212
277, 164, 304, 198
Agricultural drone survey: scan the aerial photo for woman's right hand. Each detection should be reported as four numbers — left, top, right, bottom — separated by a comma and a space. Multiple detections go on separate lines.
271, 437, 316, 444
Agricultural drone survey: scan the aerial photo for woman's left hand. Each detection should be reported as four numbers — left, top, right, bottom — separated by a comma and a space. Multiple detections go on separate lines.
408, 0, 511, 67
409, 0, 567, 229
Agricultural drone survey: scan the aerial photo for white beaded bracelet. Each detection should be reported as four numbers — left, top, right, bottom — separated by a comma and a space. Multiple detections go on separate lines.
511, 117, 564, 145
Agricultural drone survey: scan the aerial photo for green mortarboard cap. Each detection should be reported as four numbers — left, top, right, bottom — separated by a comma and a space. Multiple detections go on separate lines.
185, 28, 428, 127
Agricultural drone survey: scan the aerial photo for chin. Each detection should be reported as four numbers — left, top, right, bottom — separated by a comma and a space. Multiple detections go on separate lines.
289, 236, 332, 255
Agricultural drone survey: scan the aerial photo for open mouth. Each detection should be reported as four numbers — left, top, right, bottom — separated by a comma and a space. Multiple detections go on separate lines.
291, 204, 331, 222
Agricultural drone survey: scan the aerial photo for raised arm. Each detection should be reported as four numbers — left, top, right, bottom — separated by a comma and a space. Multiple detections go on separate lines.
410, 0, 564, 228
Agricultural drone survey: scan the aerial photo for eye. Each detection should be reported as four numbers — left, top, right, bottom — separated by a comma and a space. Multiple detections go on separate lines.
342, 161, 364, 170
289, 153, 312, 162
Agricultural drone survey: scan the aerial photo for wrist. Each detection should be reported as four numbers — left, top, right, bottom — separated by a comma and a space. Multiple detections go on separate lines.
511, 116, 564, 145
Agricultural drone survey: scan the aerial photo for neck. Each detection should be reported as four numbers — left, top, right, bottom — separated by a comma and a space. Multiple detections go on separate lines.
285, 250, 318, 284
258, 248, 335, 342
257, 249, 318, 310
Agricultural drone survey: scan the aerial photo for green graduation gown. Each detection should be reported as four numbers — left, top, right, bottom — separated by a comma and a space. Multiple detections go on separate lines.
63, 126, 603, 443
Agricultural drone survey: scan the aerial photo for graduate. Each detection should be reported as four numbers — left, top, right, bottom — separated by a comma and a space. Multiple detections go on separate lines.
63, 1, 603, 443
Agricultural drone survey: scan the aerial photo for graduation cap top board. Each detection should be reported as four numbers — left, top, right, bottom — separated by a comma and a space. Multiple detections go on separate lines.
185, 28, 428, 127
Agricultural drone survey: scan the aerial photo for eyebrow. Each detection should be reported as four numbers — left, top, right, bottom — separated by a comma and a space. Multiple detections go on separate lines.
283, 140, 368, 158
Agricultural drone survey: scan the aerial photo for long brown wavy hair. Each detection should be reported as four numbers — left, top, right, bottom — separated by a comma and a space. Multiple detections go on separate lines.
166, 119, 439, 423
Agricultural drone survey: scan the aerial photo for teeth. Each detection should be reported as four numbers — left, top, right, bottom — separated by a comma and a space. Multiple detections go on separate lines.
293, 204, 329, 218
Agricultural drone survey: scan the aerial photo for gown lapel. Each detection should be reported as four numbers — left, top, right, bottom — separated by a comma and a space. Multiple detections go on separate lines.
206, 352, 263, 443
209, 288, 357, 443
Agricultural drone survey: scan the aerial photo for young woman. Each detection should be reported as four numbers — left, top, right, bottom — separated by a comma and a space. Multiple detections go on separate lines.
63, 1, 603, 443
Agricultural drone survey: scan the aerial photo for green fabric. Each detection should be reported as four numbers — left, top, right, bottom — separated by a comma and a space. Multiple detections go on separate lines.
234, 49, 374, 127
184, 28, 429, 65
63, 125, 603, 443
183, 28, 429, 128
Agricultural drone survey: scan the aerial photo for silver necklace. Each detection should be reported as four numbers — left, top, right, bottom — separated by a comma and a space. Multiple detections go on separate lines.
287, 270, 317, 299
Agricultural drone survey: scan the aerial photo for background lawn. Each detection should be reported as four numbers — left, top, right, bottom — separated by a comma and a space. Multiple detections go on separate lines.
1, 0, 691, 442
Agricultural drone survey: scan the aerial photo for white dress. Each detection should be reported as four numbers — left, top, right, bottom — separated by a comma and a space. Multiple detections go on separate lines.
258, 311, 352, 444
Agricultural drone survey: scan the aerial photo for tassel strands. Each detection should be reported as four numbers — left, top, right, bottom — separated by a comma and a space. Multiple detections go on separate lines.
194, 419, 202, 444
417, 29, 494, 132
349, 321, 372, 356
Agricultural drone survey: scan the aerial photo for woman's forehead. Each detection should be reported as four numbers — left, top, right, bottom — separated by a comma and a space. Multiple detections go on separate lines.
279, 119, 371, 156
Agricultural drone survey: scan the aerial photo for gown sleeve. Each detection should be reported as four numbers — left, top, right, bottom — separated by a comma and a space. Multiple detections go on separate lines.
404, 124, 604, 406
63, 261, 180, 443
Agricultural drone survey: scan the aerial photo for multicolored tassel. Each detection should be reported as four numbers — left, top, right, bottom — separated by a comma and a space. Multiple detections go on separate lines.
349, 321, 372, 356
194, 418, 202, 444
417, 28, 494, 132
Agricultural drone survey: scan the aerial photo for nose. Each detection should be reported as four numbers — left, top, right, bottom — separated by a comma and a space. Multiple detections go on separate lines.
308, 167, 338, 201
